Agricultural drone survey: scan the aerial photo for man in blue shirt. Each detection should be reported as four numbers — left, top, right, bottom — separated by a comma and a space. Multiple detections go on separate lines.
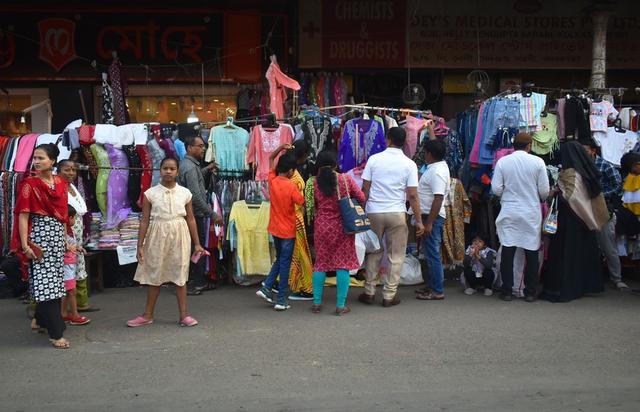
582, 140, 629, 291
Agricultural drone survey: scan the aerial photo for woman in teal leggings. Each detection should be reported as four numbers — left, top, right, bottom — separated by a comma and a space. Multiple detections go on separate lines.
310, 150, 366, 315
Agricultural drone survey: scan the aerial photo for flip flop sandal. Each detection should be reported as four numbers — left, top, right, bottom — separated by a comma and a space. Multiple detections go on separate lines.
416, 292, 445, 300
126, 316, 154, 327
50, 338, 70, 349
30, 319, 45, 333
179, 316, 199, 327
311, 304, 322, 313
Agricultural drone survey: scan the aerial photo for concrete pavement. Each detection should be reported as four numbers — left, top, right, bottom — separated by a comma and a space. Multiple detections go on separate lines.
1, 282, 639, 411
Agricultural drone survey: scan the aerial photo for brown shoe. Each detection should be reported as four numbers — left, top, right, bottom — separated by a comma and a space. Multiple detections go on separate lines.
335, 306, 351, 316
382, 295, 401, 307
311, 304, 322, 313
358, 293, 375, 305
414, 286, 431, 294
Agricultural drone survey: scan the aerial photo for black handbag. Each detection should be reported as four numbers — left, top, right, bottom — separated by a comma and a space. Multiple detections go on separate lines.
337, 173, 370, 234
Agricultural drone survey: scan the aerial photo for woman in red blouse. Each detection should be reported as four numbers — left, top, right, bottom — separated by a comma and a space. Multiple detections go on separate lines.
12, 143, 70, 349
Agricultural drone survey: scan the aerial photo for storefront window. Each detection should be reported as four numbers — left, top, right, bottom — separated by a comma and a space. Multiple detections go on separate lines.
126, 95, 237, 124
0, 95, 36, 135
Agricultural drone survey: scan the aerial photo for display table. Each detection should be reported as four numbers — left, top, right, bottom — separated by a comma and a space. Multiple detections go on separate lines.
84, 251, 105, 295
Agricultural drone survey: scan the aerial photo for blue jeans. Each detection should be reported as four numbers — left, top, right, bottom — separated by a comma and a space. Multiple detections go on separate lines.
262, 236, 295, 304
421, 215, 445, 294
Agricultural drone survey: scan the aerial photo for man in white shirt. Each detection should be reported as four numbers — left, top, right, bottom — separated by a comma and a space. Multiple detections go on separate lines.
492, 133, 550, 302
360, 128, 425, 307
414, 139, 450, 301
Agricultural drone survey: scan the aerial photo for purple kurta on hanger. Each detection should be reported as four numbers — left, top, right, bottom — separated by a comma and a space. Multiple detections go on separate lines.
104, 144, 131, 229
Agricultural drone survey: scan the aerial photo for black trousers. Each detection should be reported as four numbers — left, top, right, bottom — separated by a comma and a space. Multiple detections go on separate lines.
188, 216, 208, 288
34, 299, 65, 340
500, 246, 538, 297
464, 266, 495, 290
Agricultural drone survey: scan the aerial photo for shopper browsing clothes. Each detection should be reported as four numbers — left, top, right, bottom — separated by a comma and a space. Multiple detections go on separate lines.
127, 157, 205, 328
178, 136, 222, 296
414, 139, 450, 301
541, 142, 609, 302
491, 133, 550, 302
57, 159, 99, 313
60, 206, 90, 326
287, 140, 314, 301
256, 144, 305, 311
12, 144, 70, 349
582, 140, 630, 291
360, 127, 424, 307
309, 150, 366, 315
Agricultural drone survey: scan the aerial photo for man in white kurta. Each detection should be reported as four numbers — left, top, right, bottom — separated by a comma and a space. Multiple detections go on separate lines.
492, 133, 550, 302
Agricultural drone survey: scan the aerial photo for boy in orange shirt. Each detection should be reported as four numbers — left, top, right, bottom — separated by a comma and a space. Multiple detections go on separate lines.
256, 144, 305, 311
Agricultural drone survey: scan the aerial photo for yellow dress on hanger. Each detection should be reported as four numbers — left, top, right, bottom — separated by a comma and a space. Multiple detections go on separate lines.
227, 200, 272, 275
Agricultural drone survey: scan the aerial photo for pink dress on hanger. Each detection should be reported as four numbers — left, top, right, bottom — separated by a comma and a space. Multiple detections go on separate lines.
265, 57, 301, 119
246, 124, 294, 181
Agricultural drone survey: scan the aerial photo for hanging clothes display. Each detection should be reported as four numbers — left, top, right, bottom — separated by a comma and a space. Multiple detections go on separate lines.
101, 72, 115, 124
205, 123, 250, 173
441, 178, 472, 268
265, 56, 300, 120
246, 124, 294, 181
90, 143, 111, 216
227, 200, 272, 275
338, 117, 386, 172
108, 57, 130, 126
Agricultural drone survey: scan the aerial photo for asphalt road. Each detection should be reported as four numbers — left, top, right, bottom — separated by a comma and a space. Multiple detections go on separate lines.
1, 282, 639, 412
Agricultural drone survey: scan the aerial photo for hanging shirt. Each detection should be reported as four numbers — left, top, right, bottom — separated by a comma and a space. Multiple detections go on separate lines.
338, 118, 386, 172
594, 127, 639, 167
507, 92, 547, 130
265, 59, 301, 119
531, 114, 558, 156
246, 124, 294, 181
227, 201, 272, 275
491, 150, 549, 250
402, 115, 428, 159
589, 100, 618, 132
205, 125, 250, 171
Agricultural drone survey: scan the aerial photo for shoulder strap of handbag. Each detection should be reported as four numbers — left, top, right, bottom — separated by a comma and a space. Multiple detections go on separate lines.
335, 172, 343, 199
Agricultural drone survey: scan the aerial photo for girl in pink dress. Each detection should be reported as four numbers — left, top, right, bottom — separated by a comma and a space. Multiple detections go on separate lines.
310, 150, 366, 315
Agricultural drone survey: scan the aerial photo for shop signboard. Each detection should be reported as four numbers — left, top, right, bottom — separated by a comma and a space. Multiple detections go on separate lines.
1, 10, 230, 80
299, 0, 640, 69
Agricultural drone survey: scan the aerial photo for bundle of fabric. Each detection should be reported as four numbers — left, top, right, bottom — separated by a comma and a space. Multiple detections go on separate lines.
118, 213, 140, 247
97, 225, 120, 249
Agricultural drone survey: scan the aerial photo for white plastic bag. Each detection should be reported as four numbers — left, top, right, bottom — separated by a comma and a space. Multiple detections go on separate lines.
399, 254, 423, 285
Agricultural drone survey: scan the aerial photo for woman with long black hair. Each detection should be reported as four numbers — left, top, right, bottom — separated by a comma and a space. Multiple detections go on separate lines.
309, 150, 366, 315
12, 143, 70, 348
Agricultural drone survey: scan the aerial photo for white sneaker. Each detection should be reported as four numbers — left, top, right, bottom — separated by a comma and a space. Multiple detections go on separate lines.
616, 281, 630, 291
484, 288, 494, 296
256, 289, 273, 304
464, 288, 477, 295
274, 303, 291, 311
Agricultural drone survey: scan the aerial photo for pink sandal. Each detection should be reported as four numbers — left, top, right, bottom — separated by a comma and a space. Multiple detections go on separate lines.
126, 316, 153, 327
179, 315, 198, 327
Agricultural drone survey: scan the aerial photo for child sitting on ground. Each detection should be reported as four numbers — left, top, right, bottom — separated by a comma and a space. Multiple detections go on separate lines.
61, 206, 90, 325
463, 234, 497, 296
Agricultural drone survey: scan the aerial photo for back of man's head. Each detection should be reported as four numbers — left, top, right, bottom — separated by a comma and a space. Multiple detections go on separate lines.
424, 139, 446, 162
387, 127, 406, 148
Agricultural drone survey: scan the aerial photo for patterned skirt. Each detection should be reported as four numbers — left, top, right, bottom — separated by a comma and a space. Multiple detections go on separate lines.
29, 215, 66, 302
